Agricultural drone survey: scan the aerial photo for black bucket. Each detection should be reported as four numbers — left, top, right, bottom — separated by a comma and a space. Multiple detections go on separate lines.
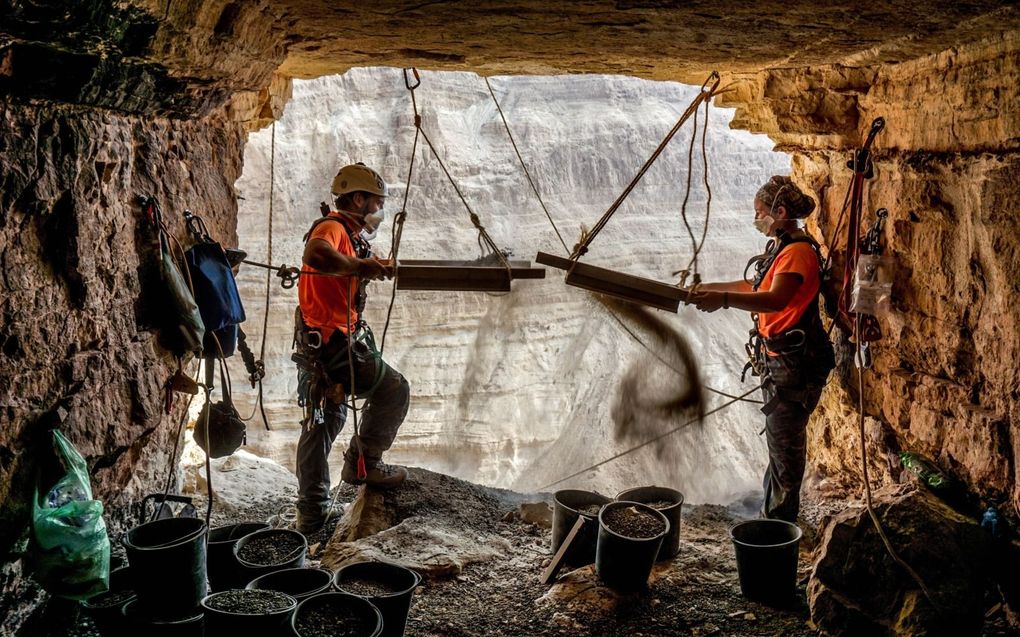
207, 522, 270, 591
552, 489, 611, 567
333, 561, 421, 637
292, 592, 384, 637
729, 519, 802, 605
247, 567, 334, 601
122, 598, 204, 637
595, 501, 669, 591
201, 589, 297, 632
233, 528, 307, 584
122, 517, 207, 615
82, 566, 136, 637
615, 486, 685, 561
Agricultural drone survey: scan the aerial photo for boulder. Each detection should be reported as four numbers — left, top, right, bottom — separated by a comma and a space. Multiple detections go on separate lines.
808, 485, 993, 636
319, 468, 520, 578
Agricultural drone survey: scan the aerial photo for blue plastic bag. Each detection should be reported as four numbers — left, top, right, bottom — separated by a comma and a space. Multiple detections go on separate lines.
28, 430, 111, 600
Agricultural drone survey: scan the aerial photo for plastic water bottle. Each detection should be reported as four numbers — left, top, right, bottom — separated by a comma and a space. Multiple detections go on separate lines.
981, 507, 1003, 539
46, 482, 87, 509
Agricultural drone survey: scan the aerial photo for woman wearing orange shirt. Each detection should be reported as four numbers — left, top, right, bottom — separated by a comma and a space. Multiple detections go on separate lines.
687, 176, 835, 522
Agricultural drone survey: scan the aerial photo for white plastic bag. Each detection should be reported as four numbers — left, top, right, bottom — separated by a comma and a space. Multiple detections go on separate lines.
850, 254, 893, 316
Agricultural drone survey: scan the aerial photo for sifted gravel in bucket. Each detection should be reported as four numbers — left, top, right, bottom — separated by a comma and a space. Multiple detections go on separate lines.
337, 575, 403, 597
603, 505, 666, 538
238, 533, 304, 565
295, 603, 374, 637
206, 589, 293, 614
643, 499, 679, 510
577, 503, 603, 516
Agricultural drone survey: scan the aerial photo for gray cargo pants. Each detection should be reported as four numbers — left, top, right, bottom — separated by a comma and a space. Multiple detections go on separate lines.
759, 344, 830, 523
295, 328, 410, 518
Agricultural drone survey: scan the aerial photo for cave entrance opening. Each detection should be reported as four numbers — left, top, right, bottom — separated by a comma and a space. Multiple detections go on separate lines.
195, 67, 794, 514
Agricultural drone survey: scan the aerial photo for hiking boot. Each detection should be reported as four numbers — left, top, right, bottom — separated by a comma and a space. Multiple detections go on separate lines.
340, 460, 408, 489
295, 508, 325, 536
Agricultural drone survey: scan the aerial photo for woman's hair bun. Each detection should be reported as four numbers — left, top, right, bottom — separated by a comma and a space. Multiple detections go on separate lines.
756, 175, 816, 219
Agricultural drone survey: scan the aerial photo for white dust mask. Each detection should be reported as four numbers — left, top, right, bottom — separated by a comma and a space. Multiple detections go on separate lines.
754, 215, 775, 236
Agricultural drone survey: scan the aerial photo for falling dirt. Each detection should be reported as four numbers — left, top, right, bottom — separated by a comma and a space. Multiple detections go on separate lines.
599, 296, 706, 459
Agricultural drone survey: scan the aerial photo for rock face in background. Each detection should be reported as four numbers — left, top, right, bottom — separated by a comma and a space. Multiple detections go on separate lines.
231, 68, 788, 501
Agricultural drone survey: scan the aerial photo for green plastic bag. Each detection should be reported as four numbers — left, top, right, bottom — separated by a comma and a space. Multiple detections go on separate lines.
28, 430, 110, 600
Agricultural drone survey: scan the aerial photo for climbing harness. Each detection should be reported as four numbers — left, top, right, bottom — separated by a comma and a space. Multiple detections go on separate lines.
536, 71, 722, 312
739, 229, 830, 385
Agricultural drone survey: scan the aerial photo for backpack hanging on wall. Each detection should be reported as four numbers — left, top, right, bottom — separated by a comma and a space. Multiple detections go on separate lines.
139, 196, 206, 357
182, 211, 246, 357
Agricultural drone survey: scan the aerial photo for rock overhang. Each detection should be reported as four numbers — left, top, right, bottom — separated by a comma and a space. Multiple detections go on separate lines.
2, 0, 1018, 119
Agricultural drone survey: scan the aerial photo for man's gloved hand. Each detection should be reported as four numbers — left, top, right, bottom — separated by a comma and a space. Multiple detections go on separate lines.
356, 257, 393, 281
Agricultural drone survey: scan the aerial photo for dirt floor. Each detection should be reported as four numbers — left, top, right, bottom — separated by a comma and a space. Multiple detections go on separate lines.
42, 474, 1014, 637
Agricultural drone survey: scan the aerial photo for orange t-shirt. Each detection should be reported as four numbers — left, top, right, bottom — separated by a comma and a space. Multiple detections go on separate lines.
298, 213, 359, 343
757, 242, 820, 339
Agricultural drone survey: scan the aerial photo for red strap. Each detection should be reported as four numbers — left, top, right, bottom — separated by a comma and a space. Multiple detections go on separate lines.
357, 454, 368, 481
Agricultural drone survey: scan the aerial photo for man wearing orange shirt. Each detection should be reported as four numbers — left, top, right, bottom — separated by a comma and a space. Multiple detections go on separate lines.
687, 176, 835, 523
294, 163, 410, 534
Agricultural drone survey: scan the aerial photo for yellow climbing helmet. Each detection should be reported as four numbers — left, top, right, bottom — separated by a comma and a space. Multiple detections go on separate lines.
331, 162, 387, 197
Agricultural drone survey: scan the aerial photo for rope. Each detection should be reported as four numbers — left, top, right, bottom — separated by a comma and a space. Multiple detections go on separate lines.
482, 76, 756, 406
403, 68, 513, 273
157, 362, 201, 513
240, 122, 276, 429
570, 71, 721, 261
538, 382, 762, 490
854, 316, 937, 608
677, 89, 701, 281
485, 76, 569, 254
680, 91, 714, 280
260, 122, 275, 366
380, 69, 423, 356
483, 77, 753, 404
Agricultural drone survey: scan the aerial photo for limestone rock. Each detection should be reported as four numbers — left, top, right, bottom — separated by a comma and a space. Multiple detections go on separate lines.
332, 486, 396, 543
807, 485, 992, 637
516, 502, 554, 529
324, 516, 511, 580
180, 438, 298, 513
536, 561, 672, 618
319, 469, 522, 578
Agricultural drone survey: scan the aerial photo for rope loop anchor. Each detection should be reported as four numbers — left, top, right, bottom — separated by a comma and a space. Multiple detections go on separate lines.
700, 70, 721, 94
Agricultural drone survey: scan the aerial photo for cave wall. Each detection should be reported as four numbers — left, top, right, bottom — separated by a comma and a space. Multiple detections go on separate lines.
723, 31, 1020, 513
0, 98, 248, 629
0, 1, 287, 626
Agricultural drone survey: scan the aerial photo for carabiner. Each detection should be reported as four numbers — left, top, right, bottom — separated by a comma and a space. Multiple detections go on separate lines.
277, 265, 300, 289
404, 67, 421, 91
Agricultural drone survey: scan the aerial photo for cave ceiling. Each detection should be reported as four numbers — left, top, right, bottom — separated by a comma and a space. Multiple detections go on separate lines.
1, 1, 1018, 117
